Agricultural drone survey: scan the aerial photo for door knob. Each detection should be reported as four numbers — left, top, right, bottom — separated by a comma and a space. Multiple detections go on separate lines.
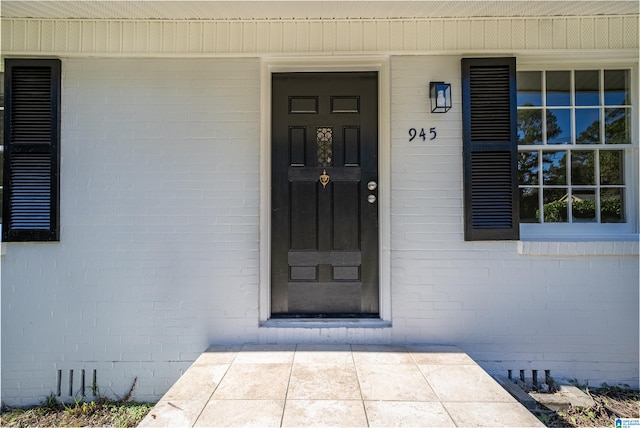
367, 181, 377, 191
367, 195, 377, 204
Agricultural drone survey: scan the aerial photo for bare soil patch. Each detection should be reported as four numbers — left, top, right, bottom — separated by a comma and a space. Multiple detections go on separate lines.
533, 385, 639, 427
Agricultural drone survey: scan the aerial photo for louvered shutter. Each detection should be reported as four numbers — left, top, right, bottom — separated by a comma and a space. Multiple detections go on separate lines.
3, 59, 61, 242
461, 57, 519, 241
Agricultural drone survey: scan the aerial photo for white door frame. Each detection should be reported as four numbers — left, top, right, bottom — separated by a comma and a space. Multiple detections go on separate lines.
259, 56, 392, 324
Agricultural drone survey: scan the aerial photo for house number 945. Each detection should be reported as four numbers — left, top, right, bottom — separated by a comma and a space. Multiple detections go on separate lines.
408, 127, 436, 142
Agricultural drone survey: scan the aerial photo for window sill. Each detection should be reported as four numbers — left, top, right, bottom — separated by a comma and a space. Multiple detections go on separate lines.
518, 236, 639, 256
260, 318, 392, 329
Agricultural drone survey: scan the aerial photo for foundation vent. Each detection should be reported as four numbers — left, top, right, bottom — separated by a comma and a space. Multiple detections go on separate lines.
57, 369, 97, 398
508, 369, 553, 392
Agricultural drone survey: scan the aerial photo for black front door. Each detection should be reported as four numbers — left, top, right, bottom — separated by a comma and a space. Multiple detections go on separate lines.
271, 72, 379, 317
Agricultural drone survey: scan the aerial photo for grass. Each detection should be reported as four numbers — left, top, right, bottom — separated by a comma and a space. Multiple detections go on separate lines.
2, 378, 154, 428
1, 395, 154, 428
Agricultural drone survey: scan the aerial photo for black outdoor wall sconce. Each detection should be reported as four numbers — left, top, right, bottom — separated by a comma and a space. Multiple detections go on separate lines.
429, 81, 452, 113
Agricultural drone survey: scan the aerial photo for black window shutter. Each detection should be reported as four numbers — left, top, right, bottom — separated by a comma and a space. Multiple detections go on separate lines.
3, 59, 61, 242
461, 57, 519, 241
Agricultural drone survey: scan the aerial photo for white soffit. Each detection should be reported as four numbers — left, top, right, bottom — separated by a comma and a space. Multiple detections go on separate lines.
1, 1, 638, 21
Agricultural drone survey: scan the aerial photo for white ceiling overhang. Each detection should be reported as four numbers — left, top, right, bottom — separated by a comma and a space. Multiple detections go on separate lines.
2, 1, 639, 21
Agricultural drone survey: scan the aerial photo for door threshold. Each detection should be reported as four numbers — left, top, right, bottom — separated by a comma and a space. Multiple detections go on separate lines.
261, 318, 391, 328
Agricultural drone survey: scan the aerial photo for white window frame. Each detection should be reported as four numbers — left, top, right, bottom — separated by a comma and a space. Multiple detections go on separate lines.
516, 62, 639, 241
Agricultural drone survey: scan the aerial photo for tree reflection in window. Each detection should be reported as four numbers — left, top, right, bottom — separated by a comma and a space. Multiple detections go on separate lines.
542, 151, 567, 185
575, 109, 600, 144
605, 108, 630, 144
516, 68, 631, 226
546, 109, 571, 144
517, 108, 544, 145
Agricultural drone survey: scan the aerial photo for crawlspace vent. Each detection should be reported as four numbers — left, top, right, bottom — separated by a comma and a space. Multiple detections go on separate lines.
57, 369, 97, 398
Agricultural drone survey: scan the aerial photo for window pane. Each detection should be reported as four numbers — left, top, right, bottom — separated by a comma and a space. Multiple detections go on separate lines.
515, 67, 631, 229
604, 70, 629, 105
520, 187, 539, 223
571, 151, 595, 185
542, 151, 567, 185
601, 188, 624, 223
546, 71, 571, 106
517, 71, 542, 106
575, 109, 600, 144
316, 127, 333, 167
518, 109, 543, 145
575, 70, 600, 106
518, 151, 539, 185
546, 109, 571, 144
600, 150, 624, 185
542, 188, 568, 222
604, 108, 631, 144
572, 189, 596, 223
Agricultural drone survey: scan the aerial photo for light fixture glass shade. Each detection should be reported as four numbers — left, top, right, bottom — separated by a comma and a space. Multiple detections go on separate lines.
429, 82, 452, 113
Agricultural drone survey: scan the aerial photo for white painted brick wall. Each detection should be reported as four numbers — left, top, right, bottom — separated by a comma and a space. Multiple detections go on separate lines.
1, 56, 638, 406
1, 58, 262, 406
385, 55, 638, 390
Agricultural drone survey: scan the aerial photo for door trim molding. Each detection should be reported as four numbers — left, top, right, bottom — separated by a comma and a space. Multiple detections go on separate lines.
259, 56, 391, 324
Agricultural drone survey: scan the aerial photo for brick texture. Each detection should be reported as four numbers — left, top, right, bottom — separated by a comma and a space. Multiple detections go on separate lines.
1, 56, 638, 406
1, 58, 261, 405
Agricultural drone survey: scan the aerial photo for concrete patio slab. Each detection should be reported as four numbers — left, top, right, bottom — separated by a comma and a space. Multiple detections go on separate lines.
282, 400, 368, 427
419, 364, 516, 402
288, 364, 361, 400
140, 399, 207, 427
139, 344, 544, 427
211, 363, 291, 400
294, 344, 355, 365
195, 400, 284, 427
407, 345, 477, 365
351, 344, 416, 365
444, 402, 546, 427
364, 401, 456, 427
356, 363, 439, 401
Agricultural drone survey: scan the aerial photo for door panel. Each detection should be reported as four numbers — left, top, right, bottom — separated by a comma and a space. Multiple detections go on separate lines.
271, 72, 379, 317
